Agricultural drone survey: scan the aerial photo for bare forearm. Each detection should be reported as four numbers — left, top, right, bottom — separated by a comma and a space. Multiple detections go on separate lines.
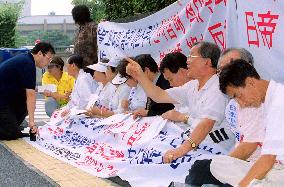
239, 155, 276, 187
229, 142, 258, 160
179, 119, 215, 153
26, 89, 36, 123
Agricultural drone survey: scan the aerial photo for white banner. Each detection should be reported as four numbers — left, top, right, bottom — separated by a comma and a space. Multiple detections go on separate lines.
236, 0, 284, 82
97, 0, 238, 64
27, 112, 229, 187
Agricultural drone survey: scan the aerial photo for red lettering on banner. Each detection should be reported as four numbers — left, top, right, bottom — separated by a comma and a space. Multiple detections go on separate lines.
76, 156, 118, 175
48, 127, 64, 136
160, 43, 183, 60
85, 142, 125, 161
215, 0, 226, 6
127, 123, 150, 146
208, 20, 227, 50
186, 34, 204, 49
185, 2, 204, 24
245, 11, 279, 49
103, 121, 125, 134
172, 14, 186, 34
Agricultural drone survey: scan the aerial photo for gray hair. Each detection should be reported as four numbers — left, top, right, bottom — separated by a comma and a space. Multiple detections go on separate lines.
221, 48, 254, 66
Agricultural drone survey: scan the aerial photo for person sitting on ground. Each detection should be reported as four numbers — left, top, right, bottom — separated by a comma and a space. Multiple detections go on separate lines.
114, 58, 147, 112
61, 54, 95, 117
0, 42, 55, 140
126, 41, 232, 163
130, 54, 175, 118
185, 48, 264, 186
213, 60, 284, 187
97, 57, 131, 117
42, 56, 75, 117
85, 59, 117, 117
158, 52, 191, 128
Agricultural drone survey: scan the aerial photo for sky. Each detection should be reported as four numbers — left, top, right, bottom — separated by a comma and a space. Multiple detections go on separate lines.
31, 0, 74, 15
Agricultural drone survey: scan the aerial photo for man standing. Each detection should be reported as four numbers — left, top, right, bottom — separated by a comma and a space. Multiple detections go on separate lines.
0, 42, 55, 140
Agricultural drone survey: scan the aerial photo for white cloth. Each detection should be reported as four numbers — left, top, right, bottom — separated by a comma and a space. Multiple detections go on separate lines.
67, 70, 94, 110
128, 84, 147, 111
262, 80, 284, 163
211, 155, 284, 186
95, 82, 117, 110
109, 83, 131, 113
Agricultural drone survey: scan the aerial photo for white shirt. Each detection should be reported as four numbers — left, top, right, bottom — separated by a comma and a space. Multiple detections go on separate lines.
225, 99, 264, 161
128, 84, 147, 111
167, 75, 235, 151
262, 80, 284, 163
67, 70, 94, 109
109, 83, 131, 113
95, 82, 117, 110
167, 75, 228, 126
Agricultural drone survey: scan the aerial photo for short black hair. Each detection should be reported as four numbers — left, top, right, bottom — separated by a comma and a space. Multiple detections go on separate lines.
159, 52, 187, 73
68, 54, 83, 69
30, 42, 55, 55
134, 54, 158, 73
219, 59, 260, 94
72, 5, 92, 25
116, 58, 131, 78
193, 41, 221, 69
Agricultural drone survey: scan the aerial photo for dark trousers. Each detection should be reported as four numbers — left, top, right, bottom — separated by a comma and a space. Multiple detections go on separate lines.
0, 90, 27, 140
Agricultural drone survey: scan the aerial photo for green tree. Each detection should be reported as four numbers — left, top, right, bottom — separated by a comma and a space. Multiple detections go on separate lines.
16, 30, 72, 47
0, 1, 23, 48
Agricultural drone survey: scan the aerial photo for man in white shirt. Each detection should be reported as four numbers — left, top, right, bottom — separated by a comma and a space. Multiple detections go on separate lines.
217, 59, 284, 186
126, 41, 232, 163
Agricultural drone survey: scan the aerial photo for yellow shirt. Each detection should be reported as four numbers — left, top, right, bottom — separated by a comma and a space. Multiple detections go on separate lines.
42, 71, 75, 106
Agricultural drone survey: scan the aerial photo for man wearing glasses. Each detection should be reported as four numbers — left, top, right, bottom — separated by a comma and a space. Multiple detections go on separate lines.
0, 42, 55, 140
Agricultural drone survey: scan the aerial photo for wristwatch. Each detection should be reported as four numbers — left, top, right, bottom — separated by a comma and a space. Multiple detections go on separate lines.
183, 114, 190, 124
187, 137, 197, 150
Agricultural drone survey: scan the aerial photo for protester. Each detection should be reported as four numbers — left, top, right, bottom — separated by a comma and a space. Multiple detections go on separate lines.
85, 59, 117, 117
115, 58, 148, 112
185, 48, 262, 186
61, 54, 95, 117
99, 58, 131, 117
126, 42, 232, 163
42, 56, 75, 117
158, 52, 191, 125
214, 60, 284, 186
130, 54, 174, 118
72, 5, 98, 67
0, 42, 55, 140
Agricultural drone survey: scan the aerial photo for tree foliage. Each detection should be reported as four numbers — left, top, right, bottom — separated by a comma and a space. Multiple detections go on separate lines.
16, 30, 72, 47
72, 0, 177, 21
0, 1, 23, 48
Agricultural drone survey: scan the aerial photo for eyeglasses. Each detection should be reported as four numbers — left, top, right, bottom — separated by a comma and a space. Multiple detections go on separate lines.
45, 54, 53, 61
187, 55, 203, 59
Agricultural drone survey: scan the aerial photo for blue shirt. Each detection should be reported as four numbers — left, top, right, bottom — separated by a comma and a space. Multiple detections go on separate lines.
0, 53, 36, 106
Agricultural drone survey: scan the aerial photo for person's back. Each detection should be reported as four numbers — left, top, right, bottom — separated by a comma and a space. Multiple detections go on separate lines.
0, 53, 36, 107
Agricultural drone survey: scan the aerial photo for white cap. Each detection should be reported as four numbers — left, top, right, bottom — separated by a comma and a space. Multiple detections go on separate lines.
87, 63, 107, 73
106, 57, 123, 68
111, 73, 127, 85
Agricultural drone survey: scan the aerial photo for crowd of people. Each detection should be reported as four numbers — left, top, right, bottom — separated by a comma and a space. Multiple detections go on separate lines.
0, 4, 283, 187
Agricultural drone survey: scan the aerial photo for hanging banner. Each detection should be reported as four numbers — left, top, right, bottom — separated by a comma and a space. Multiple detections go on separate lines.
97, 0, 238, 64
236, 0, 284, 82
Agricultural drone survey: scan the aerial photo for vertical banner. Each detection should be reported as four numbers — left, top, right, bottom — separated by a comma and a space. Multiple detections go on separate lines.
236, 0, 284, 82
97, 0, 237, 64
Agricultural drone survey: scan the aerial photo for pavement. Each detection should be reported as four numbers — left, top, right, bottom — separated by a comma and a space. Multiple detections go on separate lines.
0, 94, 120, 187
